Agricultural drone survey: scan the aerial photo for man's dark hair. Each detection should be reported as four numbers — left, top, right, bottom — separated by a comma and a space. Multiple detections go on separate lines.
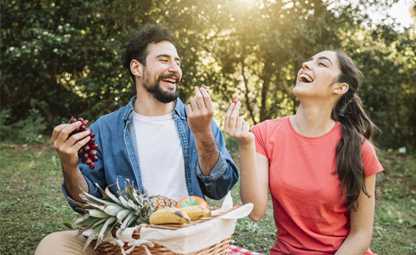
122, 24, 175, 84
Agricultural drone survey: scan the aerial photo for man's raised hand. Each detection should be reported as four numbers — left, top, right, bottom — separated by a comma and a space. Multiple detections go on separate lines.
186, 87, 214, 136
51, 121, 91, 170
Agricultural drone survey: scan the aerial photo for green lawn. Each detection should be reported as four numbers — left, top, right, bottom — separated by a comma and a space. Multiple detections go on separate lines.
0, 143, 415, 254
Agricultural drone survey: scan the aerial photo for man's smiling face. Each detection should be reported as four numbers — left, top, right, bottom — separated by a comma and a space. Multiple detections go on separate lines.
141, 41, 182, 103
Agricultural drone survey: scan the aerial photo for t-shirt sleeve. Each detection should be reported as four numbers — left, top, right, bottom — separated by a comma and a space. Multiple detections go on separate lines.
361, 140, 384, 176
252, 121, 270, 159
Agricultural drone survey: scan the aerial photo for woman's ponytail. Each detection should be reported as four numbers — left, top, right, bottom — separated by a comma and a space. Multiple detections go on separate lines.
332, 51, 377, 210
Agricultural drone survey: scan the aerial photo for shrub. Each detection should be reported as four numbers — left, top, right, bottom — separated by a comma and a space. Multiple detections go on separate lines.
0, 109, 46, 144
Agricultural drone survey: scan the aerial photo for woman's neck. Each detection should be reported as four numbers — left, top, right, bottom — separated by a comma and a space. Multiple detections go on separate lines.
292, 103, 336, 137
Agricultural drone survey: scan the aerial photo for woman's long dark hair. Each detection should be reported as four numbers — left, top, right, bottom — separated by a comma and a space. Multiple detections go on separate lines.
331, 51, 377, 210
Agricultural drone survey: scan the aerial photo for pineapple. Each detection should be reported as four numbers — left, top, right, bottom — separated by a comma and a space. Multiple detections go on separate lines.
73, 180, 177, 249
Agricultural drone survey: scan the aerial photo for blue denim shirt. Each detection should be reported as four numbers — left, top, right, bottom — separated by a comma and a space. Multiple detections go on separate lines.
63, 97, 239, 211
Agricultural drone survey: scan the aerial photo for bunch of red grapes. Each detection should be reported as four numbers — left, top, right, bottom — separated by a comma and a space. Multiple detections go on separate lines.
69, 117, 98, 169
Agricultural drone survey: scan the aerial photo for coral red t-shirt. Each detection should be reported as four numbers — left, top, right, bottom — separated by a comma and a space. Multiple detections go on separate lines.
252, 117, 383, 255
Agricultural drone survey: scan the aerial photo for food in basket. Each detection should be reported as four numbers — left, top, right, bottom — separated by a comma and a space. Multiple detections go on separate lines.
148, 196, 211, 224
73, 180, 226, 252
180, 205, 211, 220
148, 205, 211, 224
74, 188, 253, 254
149, 207, 191, 225
177, 195, 209, 209
73, 181, 177, 248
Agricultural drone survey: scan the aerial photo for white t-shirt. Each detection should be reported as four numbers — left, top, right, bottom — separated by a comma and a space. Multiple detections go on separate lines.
132, 112, 188, 200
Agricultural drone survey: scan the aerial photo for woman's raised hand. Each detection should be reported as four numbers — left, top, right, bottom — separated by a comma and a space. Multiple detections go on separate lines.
223, 100, 254, 146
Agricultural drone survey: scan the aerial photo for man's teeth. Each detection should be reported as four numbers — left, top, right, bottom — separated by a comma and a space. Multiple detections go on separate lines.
163, 79, 176, 84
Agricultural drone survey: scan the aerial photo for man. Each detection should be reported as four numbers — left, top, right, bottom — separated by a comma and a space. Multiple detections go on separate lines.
35, 24, 238, 254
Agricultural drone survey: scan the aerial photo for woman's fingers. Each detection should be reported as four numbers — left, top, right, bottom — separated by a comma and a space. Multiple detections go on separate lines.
224, 102, 235, 131
224, 101, 247, 137
223, 100, 254, 145
242, 120, 249, 133
229, 101, 240, 131
236, 116, 244, 133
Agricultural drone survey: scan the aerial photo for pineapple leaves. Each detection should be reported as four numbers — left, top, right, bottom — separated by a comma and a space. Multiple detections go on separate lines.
73, 180, 176, 250
96, 216, 116, 247
88, 209, 108, 218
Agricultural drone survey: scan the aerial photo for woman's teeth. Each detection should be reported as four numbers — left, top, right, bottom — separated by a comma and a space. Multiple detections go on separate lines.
300, 74, 313, 83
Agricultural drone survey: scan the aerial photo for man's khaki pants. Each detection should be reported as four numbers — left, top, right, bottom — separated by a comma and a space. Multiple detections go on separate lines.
35, 230, 96, 255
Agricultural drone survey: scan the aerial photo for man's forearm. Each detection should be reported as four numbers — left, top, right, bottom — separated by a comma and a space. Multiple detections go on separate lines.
62, 165, 88, 202
194, 130, 219, 176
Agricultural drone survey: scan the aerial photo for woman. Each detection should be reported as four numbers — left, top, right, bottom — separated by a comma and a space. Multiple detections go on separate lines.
224, 50, 383, 254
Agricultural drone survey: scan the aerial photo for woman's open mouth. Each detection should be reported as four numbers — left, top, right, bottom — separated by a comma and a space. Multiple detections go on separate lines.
299, 73, 314, 83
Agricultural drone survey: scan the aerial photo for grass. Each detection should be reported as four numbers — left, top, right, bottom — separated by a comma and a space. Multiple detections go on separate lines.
0, 143, 415, 254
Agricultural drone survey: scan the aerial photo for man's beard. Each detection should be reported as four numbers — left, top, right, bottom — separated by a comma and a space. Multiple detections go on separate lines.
144, 74, 179, 103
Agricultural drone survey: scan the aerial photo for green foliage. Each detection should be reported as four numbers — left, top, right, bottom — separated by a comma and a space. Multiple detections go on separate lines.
340, 24, 416, 148
13, 109, 47, 144
1, 0, 415, 148
0, 110, 11, 141
0, 109, 46, 144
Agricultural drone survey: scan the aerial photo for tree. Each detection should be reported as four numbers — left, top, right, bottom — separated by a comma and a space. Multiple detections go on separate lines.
1, 0, 414, 148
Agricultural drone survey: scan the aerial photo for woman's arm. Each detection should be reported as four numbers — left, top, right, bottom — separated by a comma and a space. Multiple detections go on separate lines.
239, 146, 269, 221
335, 174, 377, 255
223, 101, 269, 221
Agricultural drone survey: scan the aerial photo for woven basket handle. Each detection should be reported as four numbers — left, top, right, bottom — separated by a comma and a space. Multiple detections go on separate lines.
115, 226, 154, 255
121, 239, 154, 255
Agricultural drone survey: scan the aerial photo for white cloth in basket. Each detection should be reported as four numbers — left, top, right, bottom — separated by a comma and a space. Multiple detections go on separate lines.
114, 193, 253, 254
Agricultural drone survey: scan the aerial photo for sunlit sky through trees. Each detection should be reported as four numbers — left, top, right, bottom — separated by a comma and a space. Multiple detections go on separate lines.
233, 0, 414, 29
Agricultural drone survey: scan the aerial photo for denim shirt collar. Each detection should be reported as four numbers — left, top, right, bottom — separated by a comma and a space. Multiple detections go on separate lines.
122, 96, 187, 125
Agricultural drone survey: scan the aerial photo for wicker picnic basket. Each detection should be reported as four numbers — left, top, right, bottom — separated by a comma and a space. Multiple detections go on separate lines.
93, 218, 233, 255
94, 230, 231, 255
91, 202, 254, 255
79, 188, 252, 255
